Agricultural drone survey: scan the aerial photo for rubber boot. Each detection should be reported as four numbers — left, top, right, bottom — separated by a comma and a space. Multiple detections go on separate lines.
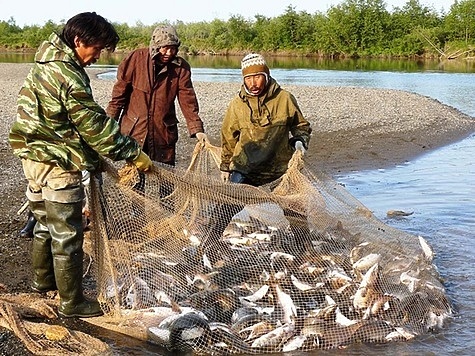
29, 200, 57, 293
46, 200, 103, 318
19, 210, 36, 239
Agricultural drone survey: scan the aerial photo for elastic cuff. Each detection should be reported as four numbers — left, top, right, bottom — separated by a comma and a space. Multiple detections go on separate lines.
25, 188, 43, 202
289, 137, 306, 149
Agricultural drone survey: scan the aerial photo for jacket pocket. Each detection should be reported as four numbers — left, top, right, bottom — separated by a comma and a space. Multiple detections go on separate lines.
163, 115, 179, 144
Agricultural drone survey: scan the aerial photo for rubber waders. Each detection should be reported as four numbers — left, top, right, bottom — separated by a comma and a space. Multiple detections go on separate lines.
30, 200, 57, 292
46, 200, 103, 318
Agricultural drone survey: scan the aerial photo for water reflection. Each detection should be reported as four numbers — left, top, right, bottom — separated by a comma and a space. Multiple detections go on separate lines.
2, 52, 475, 73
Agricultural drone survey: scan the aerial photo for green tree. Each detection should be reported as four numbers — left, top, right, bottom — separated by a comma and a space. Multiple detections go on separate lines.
113, 22, 154, 50
228, 15, 254, 50
444, 0, 475, 44
359, 0, 391, 55
178, 21, 210, 54
0, 2, 473, 59
390, 0, 443, 56
325, 0, 392, 56
274, 5, 300, 50
0, 17, 22, 48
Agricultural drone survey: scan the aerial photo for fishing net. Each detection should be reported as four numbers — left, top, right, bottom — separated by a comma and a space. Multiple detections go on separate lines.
82, 141, 452, 353
0, 292, 111, 355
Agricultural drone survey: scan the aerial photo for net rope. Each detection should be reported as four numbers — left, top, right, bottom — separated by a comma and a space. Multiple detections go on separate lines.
0, 292, 111, 355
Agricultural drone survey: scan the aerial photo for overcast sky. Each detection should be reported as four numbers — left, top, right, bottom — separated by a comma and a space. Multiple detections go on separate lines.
1, 0, 451, 27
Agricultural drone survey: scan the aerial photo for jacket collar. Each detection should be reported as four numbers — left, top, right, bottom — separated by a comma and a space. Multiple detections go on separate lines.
34, 32, 82, 70
239, 77, 280, 126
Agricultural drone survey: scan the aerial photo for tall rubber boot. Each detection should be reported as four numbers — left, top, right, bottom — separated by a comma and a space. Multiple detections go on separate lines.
30, 200, 57, 292
19, 210, 36, 239
46, 200, 103, 318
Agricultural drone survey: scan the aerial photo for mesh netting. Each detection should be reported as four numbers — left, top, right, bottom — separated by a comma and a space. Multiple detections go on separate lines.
0, 292, 111, 355
84, 142, 452, 353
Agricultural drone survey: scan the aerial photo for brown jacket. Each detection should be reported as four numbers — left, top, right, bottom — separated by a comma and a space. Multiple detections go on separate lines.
106, 48, 204, 164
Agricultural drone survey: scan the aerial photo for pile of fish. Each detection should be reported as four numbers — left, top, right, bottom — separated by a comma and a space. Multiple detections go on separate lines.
103, 203, 452, 354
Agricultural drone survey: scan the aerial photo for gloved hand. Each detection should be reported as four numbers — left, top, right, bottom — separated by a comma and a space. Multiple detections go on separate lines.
221, 171, 230, 182
195, 132, 208, 143
294, 141, 306, 155
132, 151, 153, 171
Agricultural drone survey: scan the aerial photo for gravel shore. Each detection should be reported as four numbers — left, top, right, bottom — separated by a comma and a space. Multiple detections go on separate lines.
0, 61, 474, 224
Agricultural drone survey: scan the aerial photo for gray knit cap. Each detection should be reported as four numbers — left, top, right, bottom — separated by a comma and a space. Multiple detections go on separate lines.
149, 25, 181, 58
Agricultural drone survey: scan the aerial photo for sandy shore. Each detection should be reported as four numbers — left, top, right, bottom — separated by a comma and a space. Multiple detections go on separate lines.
1, 62, 474, 175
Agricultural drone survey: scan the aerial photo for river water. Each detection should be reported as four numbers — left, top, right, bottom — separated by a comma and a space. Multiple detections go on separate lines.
98, 66, 475, 355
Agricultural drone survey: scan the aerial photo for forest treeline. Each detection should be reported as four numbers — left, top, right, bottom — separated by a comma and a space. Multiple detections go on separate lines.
1, 0, 474, 59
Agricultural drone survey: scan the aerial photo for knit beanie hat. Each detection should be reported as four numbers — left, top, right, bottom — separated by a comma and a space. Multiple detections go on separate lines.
149, 25, 181, 58
241, 53, 270, 78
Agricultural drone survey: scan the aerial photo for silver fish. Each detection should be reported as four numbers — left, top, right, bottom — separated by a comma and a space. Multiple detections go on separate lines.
353, 263, 381, 310
352, 253, 381, 275
240, 284, 269, 303
168, 312, 211, 352
251, 322, 295, 349
238, 319, 275, 342
274, 284, 297, 324
282, 334, 308, 352
418, 235, 434, 261
208, 321, 253, 354
386, 210, 414, 218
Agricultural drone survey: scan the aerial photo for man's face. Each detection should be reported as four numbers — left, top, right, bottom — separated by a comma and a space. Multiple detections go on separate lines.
244, 74, 267, 96
157, 45, 178, 64
74, 36, 103, 67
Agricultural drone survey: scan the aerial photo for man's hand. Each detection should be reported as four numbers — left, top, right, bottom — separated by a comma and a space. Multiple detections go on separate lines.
294, 141, 306, 155
221, 171, 230, 182
195, 132, 208, 143
132, 151, 153, 171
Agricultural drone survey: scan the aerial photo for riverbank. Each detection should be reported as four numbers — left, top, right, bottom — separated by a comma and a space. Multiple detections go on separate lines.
2, 62, 475, 174
1, 62, 475, 354
1, 61, 475, 272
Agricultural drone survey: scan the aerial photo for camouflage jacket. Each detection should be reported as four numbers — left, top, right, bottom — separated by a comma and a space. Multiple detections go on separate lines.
220, 77, 312, 186
9, 33, 140, 171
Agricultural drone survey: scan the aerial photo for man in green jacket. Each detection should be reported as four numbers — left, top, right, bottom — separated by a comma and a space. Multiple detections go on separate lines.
220, 53, 311, 185
204, 53, 312, 250
9, 12, 152, 318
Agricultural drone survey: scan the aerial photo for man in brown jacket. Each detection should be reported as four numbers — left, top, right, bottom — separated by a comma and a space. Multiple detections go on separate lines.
106, 25, 207, 166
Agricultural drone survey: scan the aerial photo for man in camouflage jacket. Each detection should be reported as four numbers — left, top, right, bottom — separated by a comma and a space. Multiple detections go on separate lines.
9, 12, 152, 318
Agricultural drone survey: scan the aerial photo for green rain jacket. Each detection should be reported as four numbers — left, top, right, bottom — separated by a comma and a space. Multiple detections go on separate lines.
9, 33, 140, 172
220, 77, 312, 186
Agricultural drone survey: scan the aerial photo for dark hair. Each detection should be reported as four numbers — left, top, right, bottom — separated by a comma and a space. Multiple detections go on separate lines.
61, 12, 119, 51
